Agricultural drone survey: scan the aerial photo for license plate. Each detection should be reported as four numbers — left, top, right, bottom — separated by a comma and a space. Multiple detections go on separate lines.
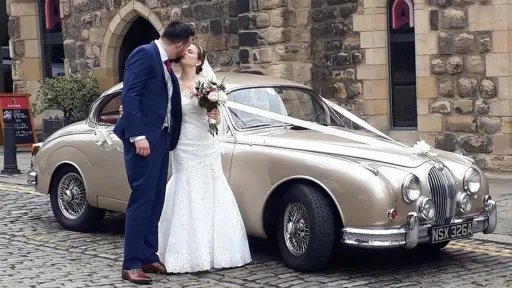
431, 221, 473, 243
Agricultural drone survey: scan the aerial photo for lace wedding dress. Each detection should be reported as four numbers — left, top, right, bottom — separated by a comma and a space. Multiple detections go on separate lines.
157, 82, 252, 273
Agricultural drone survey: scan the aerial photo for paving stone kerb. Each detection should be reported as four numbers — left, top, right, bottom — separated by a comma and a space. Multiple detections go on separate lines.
0, 151, 31, 186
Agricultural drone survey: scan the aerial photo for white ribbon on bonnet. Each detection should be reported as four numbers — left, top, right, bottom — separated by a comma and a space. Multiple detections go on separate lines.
199, 56, 436, 157
92, 52, 437, 158
224, 100, 438, 158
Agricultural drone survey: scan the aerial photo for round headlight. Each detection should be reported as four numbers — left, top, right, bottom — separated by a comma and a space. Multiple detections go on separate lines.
457, 192, 472, 213
419, 197, 435, 220
402, 174, 421, 203
463, 167, 481, 194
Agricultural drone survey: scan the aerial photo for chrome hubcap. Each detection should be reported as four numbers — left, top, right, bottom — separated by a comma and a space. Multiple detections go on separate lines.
57, 173, 86, 220
283, 202, 310, 257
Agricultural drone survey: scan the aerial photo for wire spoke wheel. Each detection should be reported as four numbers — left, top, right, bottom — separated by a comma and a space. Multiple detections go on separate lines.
283, 202, 310, 257
57, 172, 87, 220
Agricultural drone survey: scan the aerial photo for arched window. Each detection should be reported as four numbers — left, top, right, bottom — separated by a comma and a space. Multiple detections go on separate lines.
388, 0, 417, 128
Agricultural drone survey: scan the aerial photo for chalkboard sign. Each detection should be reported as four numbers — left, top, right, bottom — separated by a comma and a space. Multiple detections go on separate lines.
0, 94, 37, 147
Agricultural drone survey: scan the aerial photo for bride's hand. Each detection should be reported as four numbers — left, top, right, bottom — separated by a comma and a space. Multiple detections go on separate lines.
207, 109, 220, 125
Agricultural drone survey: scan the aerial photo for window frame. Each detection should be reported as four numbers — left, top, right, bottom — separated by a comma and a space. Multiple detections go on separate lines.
88, 90, 122, 127
225, 85, 332, 132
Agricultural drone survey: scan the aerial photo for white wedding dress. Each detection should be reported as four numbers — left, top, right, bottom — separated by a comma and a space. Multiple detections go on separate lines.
157, 82, 252, 273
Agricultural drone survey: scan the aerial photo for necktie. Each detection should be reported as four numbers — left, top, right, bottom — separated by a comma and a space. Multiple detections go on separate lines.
164, 60, 172, 74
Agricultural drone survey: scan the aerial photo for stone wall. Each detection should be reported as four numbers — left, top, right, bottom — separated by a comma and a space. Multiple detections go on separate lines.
6, 0, 42, 101
5, 0, 511, 170
305, 0, 393, 131
237, 0, 312, 84
0, 0, 8, 46
0, 0, 5, 93
310, 0, 363, 113
61, 0, 239, 90
418, 1, 512, 171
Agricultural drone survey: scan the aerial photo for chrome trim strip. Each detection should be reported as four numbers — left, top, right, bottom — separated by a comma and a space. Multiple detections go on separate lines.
27, 170, 37, 185
483, 199, 497, 234
404, 212, 418, 249
342, 211, 493, 248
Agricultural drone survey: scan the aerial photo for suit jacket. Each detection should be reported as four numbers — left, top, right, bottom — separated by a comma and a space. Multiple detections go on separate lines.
113, 42, 182, 151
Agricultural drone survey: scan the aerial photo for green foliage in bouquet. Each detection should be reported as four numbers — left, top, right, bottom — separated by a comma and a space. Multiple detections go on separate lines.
195, 78, 228, 112
33, 73, 101, 122
194, 77, 229, 136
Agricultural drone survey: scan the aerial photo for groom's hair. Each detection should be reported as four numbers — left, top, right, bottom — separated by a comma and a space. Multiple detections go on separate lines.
161, 21, 195, 44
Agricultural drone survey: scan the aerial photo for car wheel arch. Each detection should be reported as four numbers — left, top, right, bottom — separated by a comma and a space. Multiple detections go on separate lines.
262, 176, 344, 241
49, 161, 88, 196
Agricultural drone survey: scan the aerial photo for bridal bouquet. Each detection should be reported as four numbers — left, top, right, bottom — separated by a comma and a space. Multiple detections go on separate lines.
194, 78, 229, 136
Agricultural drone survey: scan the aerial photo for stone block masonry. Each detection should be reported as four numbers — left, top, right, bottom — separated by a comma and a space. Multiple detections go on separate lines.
60, 0, 239, 90
310, 0, 363, 115
6, 0, 42, 104
237, 0, 312, 84
422, 0, 512, 171
4, 0, 512, 171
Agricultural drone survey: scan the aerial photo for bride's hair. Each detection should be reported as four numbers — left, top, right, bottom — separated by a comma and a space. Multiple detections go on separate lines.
192, 43, 206, 75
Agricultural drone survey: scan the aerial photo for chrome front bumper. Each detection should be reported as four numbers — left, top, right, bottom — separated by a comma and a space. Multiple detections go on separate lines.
341, 199, 497, 249
27, 170, 37, 185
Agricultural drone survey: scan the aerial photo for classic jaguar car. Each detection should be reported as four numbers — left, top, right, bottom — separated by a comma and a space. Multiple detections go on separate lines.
28, 72, 497, 272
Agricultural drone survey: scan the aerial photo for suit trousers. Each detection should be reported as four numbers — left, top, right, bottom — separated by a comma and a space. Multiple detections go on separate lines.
122, 129, 170, 270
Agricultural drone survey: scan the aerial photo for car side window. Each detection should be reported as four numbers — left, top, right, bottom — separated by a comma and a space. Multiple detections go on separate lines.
227, 87, 329, 130
228, 88, 287, 128
96, 92, 122, 125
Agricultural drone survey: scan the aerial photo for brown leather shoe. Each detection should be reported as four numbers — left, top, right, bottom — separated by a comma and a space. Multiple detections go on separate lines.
141, 262, 167, 274
121, 269, 152, 285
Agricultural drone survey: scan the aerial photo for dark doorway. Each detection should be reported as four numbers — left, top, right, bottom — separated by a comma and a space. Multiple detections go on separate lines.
388, 0, 417, 129
118, 17, 160, 81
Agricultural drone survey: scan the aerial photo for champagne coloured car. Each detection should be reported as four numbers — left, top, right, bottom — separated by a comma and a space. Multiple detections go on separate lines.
28, 72, 497, 272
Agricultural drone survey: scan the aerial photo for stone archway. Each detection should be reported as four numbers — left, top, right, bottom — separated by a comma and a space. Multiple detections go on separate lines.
93, 1, 164, 90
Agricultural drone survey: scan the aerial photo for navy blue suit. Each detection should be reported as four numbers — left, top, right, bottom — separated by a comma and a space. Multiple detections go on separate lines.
113, 42, 182, 270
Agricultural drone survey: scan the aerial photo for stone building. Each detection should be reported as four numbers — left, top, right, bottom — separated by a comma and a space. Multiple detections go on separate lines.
0, 0, 8, 93
4, 0, 512, 170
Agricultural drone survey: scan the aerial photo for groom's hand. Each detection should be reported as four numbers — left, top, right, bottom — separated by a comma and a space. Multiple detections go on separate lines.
134, 139, 150, 156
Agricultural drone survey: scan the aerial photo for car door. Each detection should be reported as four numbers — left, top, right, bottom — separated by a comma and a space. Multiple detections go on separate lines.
218, 108, 236, 181
85, 91, 131, 211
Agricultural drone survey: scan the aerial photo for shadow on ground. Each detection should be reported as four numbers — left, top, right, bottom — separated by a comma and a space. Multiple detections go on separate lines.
93, 211, 460, 275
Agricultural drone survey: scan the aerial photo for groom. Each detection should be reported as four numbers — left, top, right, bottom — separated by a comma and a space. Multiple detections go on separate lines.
113, 21, 195, 284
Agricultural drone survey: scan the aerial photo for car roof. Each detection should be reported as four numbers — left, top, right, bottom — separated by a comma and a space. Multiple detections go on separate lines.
102, 72, 310, 95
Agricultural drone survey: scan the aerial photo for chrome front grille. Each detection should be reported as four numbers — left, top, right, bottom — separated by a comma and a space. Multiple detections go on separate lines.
427, 166, 457, 224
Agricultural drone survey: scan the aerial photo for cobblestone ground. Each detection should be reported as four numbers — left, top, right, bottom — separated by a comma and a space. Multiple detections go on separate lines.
0, 183, 512, 288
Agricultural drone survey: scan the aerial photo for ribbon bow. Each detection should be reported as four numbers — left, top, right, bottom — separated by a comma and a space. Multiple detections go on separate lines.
411, 140, 437, 157
93, 126, 113, 147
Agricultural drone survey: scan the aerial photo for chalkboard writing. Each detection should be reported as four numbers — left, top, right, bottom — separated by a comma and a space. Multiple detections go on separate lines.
3, 109, 35, 145
0, 93, 37, 147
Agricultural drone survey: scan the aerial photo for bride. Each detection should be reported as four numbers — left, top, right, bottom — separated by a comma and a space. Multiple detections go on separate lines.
155, 43, 252, 273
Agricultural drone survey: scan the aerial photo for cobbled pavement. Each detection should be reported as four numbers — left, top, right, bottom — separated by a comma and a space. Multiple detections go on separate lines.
0, 182, 512, 288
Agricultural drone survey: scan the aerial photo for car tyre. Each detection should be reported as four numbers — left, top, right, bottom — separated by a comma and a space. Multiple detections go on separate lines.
50, 166, 105, 232
277, 183, 336, 272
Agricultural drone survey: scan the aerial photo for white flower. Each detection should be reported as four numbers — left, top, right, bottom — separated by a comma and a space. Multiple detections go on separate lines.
412, 140, 437, 156
218, 91, 228, 103
93, 127, 112, 147
208, 91, 219, 101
